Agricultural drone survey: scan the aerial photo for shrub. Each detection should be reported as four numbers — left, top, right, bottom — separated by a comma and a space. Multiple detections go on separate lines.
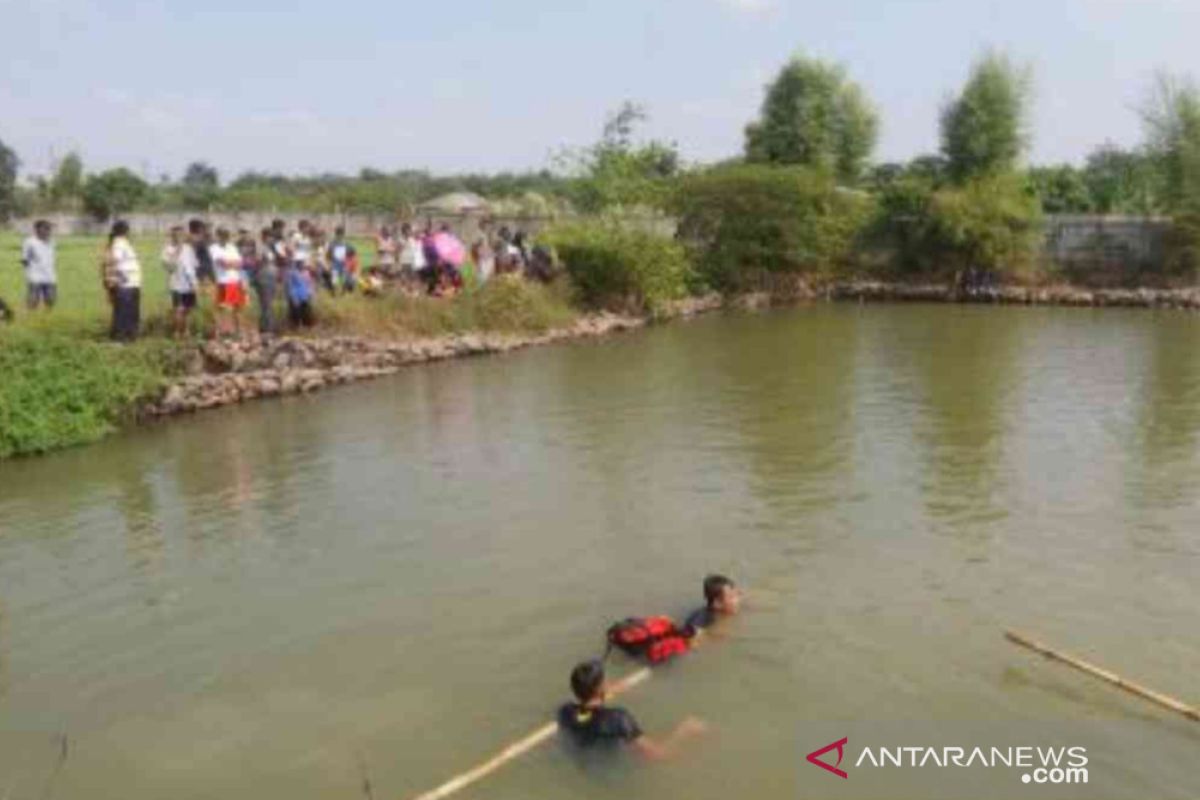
540, 220, 689, 313
1163, 211, 1200, 280
0, 333, 177, 458
870, 172, 1043, 278
673, 165, 872, 289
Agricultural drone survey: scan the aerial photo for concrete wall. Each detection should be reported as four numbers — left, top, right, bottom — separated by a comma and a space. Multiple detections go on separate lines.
1042, 214, 1173, 279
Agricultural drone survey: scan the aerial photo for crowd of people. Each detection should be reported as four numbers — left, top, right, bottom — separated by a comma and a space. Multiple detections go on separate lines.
6, 217, 556, 342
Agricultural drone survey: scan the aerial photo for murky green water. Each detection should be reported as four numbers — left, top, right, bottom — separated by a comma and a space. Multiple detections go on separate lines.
1, 306, 1198, 799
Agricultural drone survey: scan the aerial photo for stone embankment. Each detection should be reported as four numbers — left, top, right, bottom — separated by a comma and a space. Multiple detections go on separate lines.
828, 281, 1200, 309
142, 314, 650, 418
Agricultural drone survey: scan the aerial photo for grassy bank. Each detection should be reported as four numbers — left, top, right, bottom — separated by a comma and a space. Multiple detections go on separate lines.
0, 231, 579, 458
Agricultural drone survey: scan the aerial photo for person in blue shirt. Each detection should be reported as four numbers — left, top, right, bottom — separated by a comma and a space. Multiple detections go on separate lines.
286, 264, 315, 328
327, 226, 357, 294
558, 660, 706, 759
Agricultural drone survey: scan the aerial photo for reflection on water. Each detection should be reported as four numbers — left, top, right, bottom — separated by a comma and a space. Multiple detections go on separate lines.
0, 305, 1198, 800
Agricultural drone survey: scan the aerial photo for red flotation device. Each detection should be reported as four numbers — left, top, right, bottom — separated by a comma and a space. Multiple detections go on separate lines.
606, 616, 691, 664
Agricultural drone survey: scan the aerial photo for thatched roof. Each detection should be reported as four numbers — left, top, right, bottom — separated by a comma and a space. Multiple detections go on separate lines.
416, 191, 491, 214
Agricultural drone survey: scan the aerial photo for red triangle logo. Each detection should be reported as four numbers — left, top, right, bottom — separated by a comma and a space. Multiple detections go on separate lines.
806, 737, 849, 779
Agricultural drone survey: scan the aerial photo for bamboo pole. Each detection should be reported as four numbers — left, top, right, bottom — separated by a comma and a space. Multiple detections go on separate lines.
1004, 630, 1199, 722
407, 667, 652, 800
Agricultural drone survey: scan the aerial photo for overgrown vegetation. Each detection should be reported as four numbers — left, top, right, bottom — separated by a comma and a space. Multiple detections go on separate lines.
317, 277, 576, 337
541, 219, 689, 313
673, 165, 872, 289
0, 331, 177, 458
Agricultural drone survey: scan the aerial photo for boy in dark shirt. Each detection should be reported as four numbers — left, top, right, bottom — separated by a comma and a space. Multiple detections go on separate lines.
558, 660, 706, 759
684, 574, 742, 638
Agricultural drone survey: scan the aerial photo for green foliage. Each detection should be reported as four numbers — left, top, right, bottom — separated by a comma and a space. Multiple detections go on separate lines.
82, 168, 149, 220
673, 164, 872, 288
873, 173, 1042, 276
1083, 144, 1163, 214
0, 135, 18, 222
1163, 211, 1200, 279
541, 219, 689, 313
941, 52, 1032, 183
0, 332, 175, 458
1140, 73, 1200, 212
315, 276, 576, 336
1028, 165, 1093, 213
559, 102, 680, 213
181, 161, 221, 209
50, 152, 84, 207
744, 55, 879, 183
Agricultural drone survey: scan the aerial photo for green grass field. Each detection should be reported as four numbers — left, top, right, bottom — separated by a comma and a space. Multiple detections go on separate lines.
0, 229, 577, 458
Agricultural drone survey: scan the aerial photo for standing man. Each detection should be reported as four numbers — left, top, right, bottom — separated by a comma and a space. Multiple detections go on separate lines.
189, 218, 215, 286
20, 220, 58, 310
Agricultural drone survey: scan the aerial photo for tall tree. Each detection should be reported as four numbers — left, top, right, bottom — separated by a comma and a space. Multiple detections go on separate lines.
940, 52, 1032, 183
0, 136, 18, 222
49, 152, 84, 207
1139, 72, 1200, 212
181, 160, 220, 208
744, 55, 879, 183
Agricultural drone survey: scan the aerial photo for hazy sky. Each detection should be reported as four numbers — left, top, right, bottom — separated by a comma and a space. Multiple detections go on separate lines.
2, 0, 1197, 180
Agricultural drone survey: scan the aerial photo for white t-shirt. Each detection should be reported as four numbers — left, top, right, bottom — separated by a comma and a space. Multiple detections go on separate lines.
210, 242, 244, 285
290, 232, 312, 265
110, 237, 142, 289
162, 242, 198, 294
401, 235, 426, 269
21, 236, 57, 284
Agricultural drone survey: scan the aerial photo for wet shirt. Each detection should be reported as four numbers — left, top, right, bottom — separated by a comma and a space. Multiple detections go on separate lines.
557, 704, 642, 747
684, 606, 717, 636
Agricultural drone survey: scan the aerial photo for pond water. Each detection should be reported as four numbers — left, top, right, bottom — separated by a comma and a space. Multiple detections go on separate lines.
1, 305, 1198, 799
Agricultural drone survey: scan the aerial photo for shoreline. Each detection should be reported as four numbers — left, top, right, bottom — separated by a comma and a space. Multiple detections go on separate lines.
138, 280, 1200, 421
139, 295, 723, 419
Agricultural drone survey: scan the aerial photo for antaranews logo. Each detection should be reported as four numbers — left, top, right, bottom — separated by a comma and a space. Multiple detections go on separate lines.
805, 737, 1089, 787
806, 738, 849, 779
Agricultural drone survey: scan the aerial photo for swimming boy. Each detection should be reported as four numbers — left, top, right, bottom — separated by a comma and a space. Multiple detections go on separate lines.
684, 574, 742, 638
558, 660, 706, 759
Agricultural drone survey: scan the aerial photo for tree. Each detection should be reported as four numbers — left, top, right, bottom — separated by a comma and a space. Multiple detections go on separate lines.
0, 136, 18, 222
82, 168, 148, 220
559, 101, 681, 212
744, 55, 879, 183
49, 152, 84, 207
940, 52, 1032, 183
181, 160, 220, 208
1083, 144, 1163, 214
1028, 164, 1092, 213
1139, 72, 1200, 212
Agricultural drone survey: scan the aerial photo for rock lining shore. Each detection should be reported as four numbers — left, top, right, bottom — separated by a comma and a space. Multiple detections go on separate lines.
827, 281, 1200, 309
141, 283, 1198, 419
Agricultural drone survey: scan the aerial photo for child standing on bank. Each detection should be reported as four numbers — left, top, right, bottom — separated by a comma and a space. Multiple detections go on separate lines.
20, 220, 58, 310
211, 228, 246, 338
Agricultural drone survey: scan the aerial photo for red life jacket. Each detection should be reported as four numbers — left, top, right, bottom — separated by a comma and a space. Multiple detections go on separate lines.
606, 616, 691, 664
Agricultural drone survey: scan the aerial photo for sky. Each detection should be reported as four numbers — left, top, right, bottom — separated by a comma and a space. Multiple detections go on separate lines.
2, 0, 1199, 181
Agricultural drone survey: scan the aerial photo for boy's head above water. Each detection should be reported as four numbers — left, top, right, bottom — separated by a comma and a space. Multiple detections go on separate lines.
703, 574, 741, 614
570, 659, 607, 706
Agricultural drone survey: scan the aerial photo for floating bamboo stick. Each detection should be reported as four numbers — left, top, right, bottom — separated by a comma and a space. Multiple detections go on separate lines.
1004, 630, 1199, 722
407, 667, 652, 800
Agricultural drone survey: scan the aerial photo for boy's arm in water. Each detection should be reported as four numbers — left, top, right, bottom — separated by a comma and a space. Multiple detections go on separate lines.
632, 716, 709, 761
